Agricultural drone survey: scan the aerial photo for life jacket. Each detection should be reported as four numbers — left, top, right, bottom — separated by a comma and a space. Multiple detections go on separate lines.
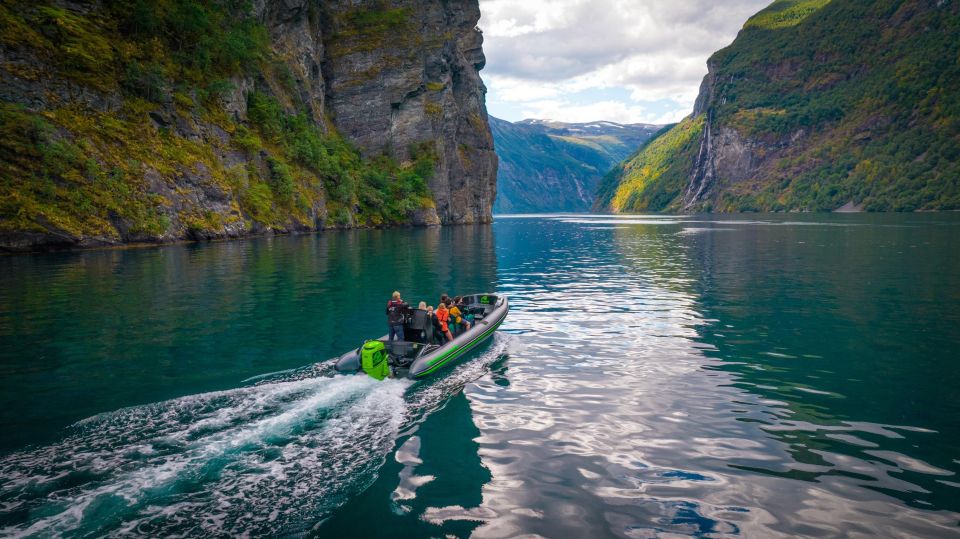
386, 299, 405, 325
360, 340, 390, 380
435, 308, 450, 332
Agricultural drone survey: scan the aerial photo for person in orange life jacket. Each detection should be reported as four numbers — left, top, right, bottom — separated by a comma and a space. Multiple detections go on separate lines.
435, 302, 454, 342
386, 291, 408, 341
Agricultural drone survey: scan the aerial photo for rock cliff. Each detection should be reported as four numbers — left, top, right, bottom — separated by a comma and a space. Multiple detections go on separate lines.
598, 0, 960, 213
0, 0, 496, 251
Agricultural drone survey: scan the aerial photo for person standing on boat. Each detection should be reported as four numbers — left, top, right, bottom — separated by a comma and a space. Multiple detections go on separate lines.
409, 301, 430, 343
435, 302, 454, 342
428, 305, 444, 344
386, 291, 407, 341
422, 304, 436, 344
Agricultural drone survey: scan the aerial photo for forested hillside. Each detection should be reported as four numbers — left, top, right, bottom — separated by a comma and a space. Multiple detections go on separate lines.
0, 0, 495, 251
597, 0, 960, 213
492, 117, 659, 212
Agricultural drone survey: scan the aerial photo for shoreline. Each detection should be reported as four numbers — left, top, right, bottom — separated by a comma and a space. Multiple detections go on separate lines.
0, 220, 499, 256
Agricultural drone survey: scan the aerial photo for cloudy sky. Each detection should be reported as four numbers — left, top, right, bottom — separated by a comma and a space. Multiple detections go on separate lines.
477, 0, 770, 125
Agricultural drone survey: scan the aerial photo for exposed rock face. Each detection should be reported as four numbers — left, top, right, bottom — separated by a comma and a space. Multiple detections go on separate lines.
0, 0, 496, 251
317, 0, 497, 224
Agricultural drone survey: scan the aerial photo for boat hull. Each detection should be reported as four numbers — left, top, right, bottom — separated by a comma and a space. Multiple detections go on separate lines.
334, 294, 508, 379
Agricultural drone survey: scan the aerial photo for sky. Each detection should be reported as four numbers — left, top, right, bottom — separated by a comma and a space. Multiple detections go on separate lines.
477, 0, 771, 125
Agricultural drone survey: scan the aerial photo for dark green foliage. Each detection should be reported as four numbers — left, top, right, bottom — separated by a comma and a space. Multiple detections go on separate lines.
113, 0, 268, 78
708, 0, 960, 211
267, 157, 295, 204
244, 92, 434, 224
122, 61, 166, 102
345, 6, 411, 29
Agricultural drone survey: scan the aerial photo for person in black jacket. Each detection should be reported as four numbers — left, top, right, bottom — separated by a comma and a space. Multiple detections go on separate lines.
409, 301, 430, 343
427, 305, 445, 344
386, 291, 407, 341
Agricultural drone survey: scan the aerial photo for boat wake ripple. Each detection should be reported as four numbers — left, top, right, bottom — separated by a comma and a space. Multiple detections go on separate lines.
0, 335, 509, 537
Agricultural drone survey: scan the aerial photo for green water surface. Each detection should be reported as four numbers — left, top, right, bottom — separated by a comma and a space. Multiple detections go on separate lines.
1, 213, 958, 537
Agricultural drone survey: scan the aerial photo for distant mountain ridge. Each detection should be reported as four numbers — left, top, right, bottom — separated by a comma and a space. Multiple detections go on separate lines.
491, 116, 661, 213
597, 0, 960, 213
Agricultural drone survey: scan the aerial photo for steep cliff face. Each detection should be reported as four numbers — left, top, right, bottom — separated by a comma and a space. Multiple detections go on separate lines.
599, 0, 960, 213
492, 117, 661, 213
0, 0, 496, 251
316, 1, 496, 224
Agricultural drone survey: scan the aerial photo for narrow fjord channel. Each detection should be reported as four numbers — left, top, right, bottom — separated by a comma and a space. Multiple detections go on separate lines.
1, 214, 959, 537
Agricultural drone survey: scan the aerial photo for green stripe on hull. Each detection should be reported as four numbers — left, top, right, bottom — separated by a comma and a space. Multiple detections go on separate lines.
414, 318, 504, 378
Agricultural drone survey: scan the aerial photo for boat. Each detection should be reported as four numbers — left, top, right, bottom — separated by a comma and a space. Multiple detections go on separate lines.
334, 293, 508, 379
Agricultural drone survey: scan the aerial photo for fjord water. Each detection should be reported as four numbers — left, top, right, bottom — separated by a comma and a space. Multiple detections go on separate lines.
1, 215, 959, 537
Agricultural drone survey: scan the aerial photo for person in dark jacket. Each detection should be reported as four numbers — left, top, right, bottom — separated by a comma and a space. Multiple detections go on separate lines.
421, 303, 436, 344
427, 305, 445, 344
386, 291, 407, 341
409, 301, 430, 343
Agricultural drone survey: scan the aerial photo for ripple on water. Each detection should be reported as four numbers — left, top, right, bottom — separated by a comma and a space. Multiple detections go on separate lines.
0, 337, 511, 537
3, 215, 960, 537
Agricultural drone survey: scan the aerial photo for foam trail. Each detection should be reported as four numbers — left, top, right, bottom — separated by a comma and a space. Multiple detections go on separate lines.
0, 335, 509, 537
240, 366, 301, 384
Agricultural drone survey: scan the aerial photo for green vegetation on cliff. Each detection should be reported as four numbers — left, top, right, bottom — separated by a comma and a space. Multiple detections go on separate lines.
595, 117, 702, 212
600, 0, 960, 213
0, 0, 434, 247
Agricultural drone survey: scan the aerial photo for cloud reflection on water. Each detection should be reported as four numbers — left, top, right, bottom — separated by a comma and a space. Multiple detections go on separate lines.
453, 214, 960, 537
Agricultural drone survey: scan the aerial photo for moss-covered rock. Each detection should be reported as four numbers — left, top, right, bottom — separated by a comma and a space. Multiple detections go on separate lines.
0, 0, 495, 251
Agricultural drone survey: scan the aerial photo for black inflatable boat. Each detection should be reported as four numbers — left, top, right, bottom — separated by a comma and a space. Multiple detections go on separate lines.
334, 293, 508, 379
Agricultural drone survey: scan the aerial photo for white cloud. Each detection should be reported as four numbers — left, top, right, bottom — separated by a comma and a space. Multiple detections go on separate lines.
478, 0, 769, 123
512, 98, 689, 125
519, 100, 648, 124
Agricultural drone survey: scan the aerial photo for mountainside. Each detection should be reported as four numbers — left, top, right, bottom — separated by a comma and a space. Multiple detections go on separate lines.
0, 0, 496, 251
597, 0, 960, 213
491, 116, 660, 213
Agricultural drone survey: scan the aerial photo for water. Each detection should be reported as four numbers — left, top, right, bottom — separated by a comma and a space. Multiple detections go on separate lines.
1, 214, 959, 537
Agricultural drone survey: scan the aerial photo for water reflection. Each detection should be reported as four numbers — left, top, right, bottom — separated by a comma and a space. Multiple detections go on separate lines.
317, 389, 493, 538
684, 218, 960, 512
454, 215, 959, 537
2, 214, 960, 537
0, 226, 498, 453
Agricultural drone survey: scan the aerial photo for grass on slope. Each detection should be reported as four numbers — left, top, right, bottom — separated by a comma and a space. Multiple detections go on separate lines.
744, 0, 832, 29
596, 117, 703, 213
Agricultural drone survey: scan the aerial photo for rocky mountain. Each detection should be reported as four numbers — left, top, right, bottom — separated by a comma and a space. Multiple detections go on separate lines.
0, 0, 496, 251
491, 116, 660, 213
597, 0, 960, 213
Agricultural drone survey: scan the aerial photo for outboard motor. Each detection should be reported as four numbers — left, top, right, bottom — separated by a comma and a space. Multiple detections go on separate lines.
334, 347, 361, 373
360, 340, 390, 380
